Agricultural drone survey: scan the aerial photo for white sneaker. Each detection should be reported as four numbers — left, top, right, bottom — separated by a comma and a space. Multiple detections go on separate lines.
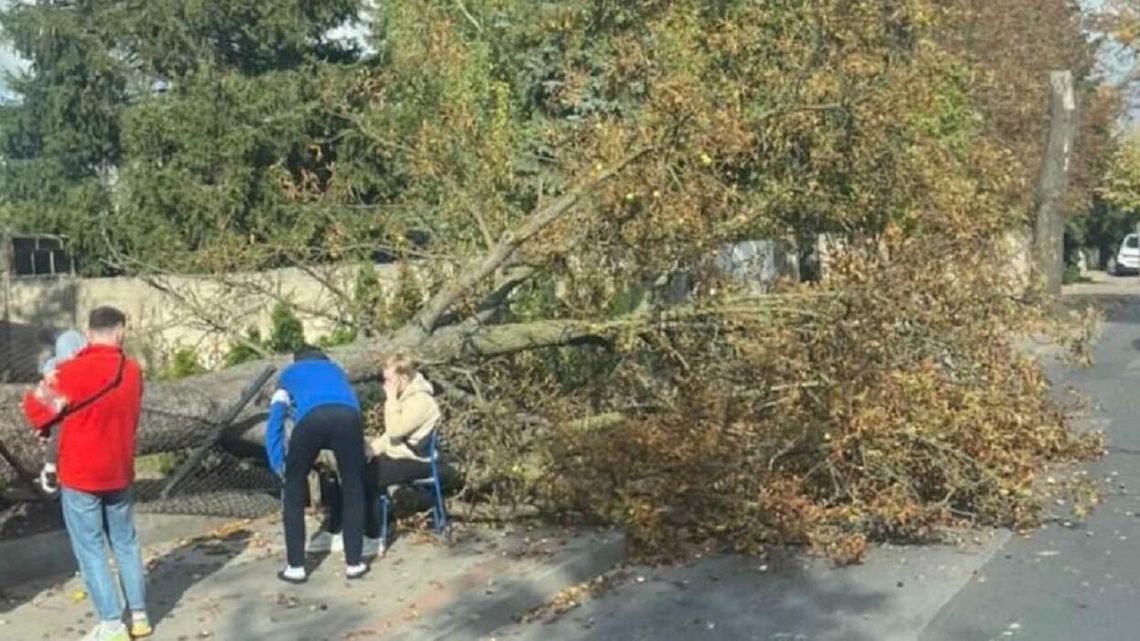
308, 531, 343, 554
277, 565, 307, 584
362, 536, 384, 558
346, 563, 370, 580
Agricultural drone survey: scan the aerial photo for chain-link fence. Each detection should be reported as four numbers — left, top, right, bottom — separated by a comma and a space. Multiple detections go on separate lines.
132, 365, 283, 518
1, 447, 283, 540
1, 365, 287, 538
0, 321, 59, 384
133, 452, 282, 519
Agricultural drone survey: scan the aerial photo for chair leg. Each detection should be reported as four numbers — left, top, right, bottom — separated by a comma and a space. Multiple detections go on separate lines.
432, 477, 447, 536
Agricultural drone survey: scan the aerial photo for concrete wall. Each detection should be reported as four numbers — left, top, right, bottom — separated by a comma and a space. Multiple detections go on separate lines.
2, 262, 407, 378
0, 230, 1035, 380
811, 229, 1034, 293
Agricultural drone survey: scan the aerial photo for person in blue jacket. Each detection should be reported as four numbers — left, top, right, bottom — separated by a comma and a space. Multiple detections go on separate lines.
265, 345, 368, 583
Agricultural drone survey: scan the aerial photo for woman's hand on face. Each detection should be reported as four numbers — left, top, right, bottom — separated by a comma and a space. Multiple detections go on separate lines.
383, 376, 400, 400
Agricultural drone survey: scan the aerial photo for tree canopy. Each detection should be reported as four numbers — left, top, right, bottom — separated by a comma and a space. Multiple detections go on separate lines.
0, 0, 1117, 275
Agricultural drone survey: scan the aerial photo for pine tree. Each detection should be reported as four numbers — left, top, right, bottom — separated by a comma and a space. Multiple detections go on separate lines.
0, 1, 128, 274
0, 0, 365, 274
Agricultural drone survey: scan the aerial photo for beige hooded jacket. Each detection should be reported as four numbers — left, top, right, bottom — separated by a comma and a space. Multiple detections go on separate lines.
368, 373, 441, 462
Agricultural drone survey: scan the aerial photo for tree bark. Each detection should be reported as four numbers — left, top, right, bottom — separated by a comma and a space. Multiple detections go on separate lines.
0, 316, 616, 483
1034, 70, 1077, 301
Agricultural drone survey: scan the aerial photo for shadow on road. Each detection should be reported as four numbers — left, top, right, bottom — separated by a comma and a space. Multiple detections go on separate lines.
475, 550, 893, 641
0, 519, 251, 625
147, 526, 253, 627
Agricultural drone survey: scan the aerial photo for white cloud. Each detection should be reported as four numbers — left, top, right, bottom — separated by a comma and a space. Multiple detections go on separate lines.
0, 0, 29, 99
326, 0, 377, 55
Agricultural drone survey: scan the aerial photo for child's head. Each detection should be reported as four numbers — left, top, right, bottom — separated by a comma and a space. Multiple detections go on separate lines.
41, 329, 86, 377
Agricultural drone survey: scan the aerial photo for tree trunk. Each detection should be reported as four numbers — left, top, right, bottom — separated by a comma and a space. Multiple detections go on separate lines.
0, 317, 613, 483
1033, 70, 1077, 301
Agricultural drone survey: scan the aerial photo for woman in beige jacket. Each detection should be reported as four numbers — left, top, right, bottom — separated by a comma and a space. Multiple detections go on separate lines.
362, 353, 442, 540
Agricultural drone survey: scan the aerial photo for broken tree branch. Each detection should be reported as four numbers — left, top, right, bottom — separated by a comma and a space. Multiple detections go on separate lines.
404, 146, 655, 338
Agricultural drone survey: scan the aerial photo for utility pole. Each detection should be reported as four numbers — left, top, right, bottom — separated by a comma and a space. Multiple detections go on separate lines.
1033, 70, 1077, 302
0, 231, 10, 382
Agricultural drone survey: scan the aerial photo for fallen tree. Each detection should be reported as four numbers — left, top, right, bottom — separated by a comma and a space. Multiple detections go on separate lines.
0, 0, 1113, 562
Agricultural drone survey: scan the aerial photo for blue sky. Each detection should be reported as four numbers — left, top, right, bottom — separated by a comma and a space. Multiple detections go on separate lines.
1080, 0, 1134, 84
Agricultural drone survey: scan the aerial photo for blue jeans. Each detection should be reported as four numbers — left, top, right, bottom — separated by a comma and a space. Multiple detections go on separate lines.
60, 487, 147, 622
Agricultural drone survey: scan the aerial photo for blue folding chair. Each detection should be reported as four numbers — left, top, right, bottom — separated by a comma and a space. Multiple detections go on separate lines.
378, 429, 447, 550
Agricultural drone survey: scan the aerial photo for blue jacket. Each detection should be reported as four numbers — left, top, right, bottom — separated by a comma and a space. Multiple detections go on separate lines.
265, 359, 360, 477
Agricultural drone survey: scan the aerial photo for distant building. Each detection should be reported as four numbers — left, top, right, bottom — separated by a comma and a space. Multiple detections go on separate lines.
3, 232, 75, 278
714, 240, 799, 292
0, 232, 77, 382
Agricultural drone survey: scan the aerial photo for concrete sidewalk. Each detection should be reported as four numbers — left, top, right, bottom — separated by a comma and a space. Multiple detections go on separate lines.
0, 512, 1015, 641
0, 513, 233, 590
0, 515, 625, 640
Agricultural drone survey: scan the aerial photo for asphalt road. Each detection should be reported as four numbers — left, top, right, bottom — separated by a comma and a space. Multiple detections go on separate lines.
919, 300, 1140, 641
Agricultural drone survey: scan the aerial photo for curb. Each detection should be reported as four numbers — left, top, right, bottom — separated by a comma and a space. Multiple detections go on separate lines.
0, 513, 232, 590
353, 529, 626, 640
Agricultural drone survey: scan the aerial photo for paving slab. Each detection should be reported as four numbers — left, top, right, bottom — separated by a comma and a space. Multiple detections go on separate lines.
0, 515, 625, 641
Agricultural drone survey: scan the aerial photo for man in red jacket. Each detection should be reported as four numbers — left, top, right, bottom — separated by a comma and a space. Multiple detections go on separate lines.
23, 307, 151, 641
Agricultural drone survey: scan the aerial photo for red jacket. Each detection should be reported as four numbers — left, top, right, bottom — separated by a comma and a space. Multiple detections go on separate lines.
22, 344, 143, 492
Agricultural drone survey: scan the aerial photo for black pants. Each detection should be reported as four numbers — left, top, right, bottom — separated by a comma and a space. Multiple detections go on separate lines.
283, 404, 365, 567
324, 455, 432, 539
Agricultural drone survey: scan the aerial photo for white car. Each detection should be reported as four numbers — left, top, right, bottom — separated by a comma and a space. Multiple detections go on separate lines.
1109, 233, 1140, 276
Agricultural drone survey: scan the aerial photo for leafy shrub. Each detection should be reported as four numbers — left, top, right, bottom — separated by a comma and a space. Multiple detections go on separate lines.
222, 328, 266, 368
1063, 263, 1089, 285
267, 302, 305, 353
389, 262, 423, 328
318, 325, 358, 348
136, 451, 189, 477
159, 348, 207, 381
352, 263, 386, 336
